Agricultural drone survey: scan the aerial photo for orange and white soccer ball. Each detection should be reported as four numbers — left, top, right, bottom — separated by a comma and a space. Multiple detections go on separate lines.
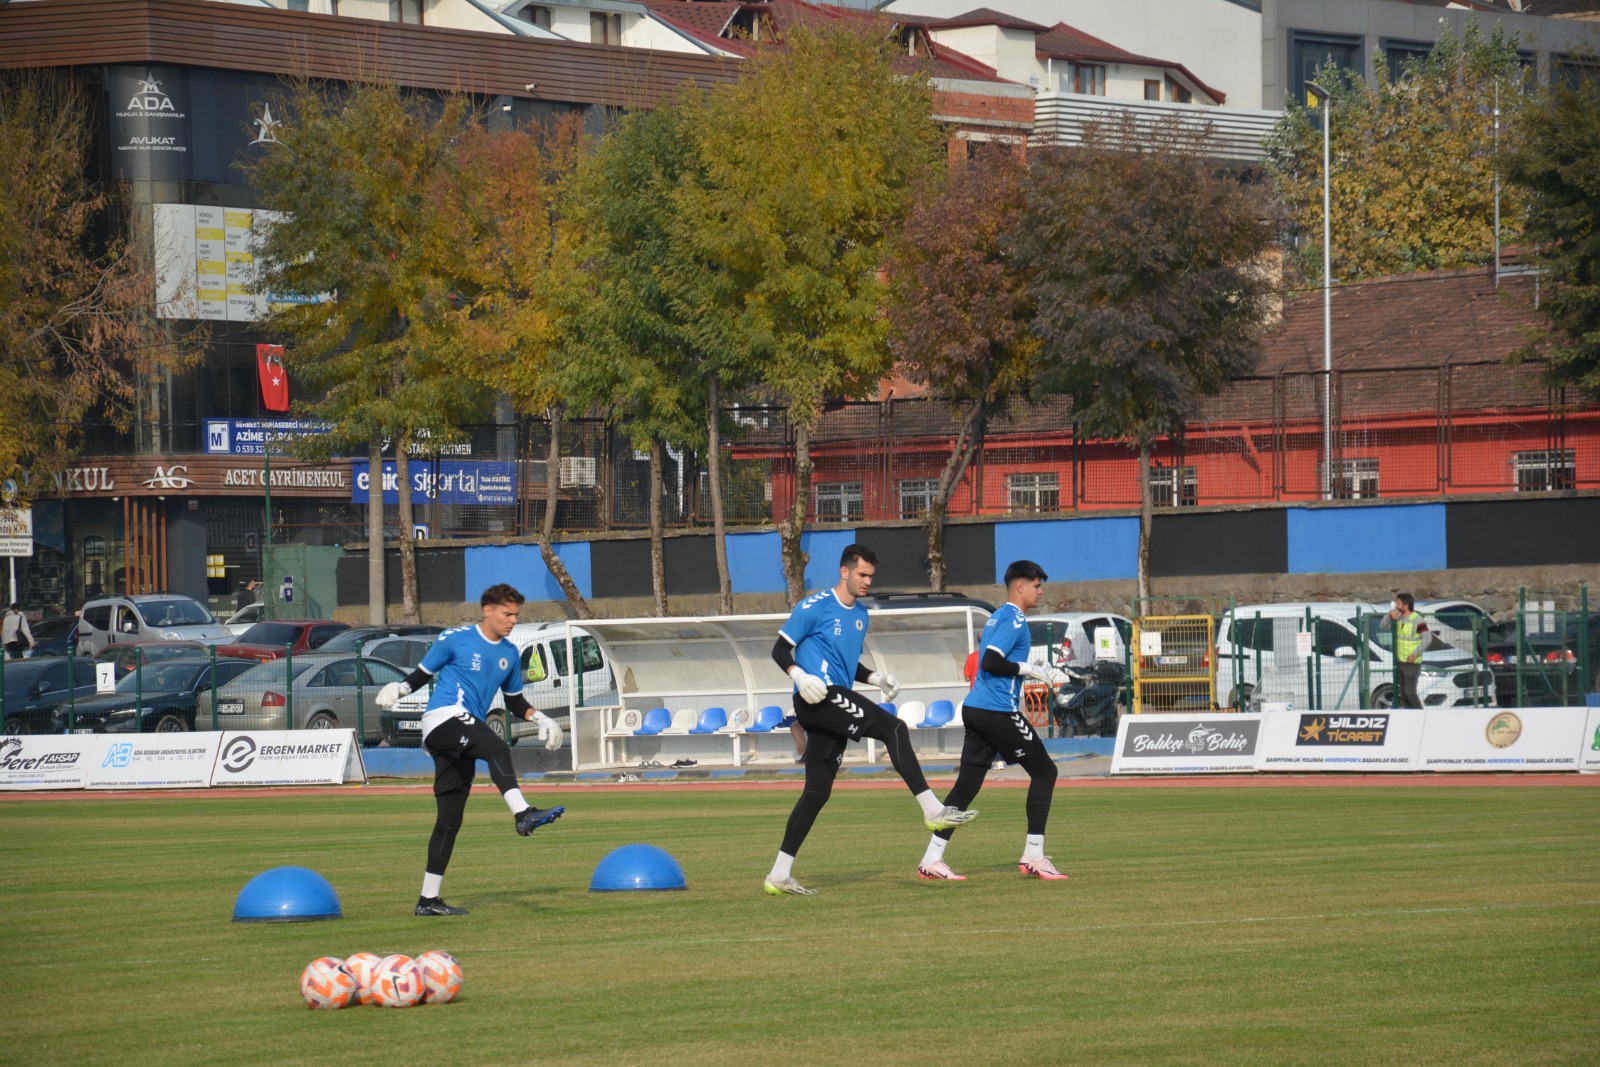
300, 956, 357, 1010
369, 954, 425, 1008
343, 951, 383, 1006
415, 950, 464, 1004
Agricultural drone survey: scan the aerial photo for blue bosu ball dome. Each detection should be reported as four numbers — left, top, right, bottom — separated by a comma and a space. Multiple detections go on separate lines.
232, 865, 344, 922
589, 843, 688, 892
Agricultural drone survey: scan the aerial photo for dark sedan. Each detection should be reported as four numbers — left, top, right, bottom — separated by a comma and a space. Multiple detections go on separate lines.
1486, 612, 1600, 707
69, 657, 257, 733
1, 657, 102, 734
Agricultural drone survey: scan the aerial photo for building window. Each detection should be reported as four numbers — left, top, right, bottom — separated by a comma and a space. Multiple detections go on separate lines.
591, 11, 623, 45
390, 0, 421, 24
1290, 31, 1360, 106
815, 482, 863, 522
1556, 56, 1600, 89
1381, 39, 1432, 82
1150, 465, 1198, 508
1069, 64, 1106, 96
1165, 77, 1191, 104
1008, 472, 1060, 514
1331, 457, 1379, 500
1514, 450, 1576, 492
524, 4, 552, 29
898, 478, 938, 520
1144, 79, 1161, 101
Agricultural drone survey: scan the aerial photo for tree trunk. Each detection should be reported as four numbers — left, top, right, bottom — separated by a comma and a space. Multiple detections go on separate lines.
707, 373, 733, 614
779, 416, 814, 606
395, 427, 419, 624
1137, 440, 1153, 607
649, 435, 668, 617
367, 436, 386, 625
539, 404, 592, 619
924, 402, 987, 593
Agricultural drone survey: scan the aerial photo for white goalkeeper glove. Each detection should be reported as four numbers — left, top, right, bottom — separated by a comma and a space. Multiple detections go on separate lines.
376, 680, 411, 709
530, 710, 564, 750
788, 666, 828, 705
867, 671, 899, 702
1017, 662, 1049, 683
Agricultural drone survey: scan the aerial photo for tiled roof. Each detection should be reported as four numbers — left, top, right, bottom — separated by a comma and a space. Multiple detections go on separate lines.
925, 7, 1051, 33
1033, 22, 1226, 103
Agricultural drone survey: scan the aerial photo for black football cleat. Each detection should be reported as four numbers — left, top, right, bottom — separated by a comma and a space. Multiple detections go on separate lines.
515, 804, 565, 837
415, 896, 469, 916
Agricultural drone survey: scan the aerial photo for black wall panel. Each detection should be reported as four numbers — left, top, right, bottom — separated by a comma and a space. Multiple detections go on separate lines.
589, 539, 652, 600
416, 548, 465, 603
1447, 497, 1600, 568
1150, 510, 1288, 577
945, 523, 997, 588
664, 536, 719, 597
853, 526, 930, 590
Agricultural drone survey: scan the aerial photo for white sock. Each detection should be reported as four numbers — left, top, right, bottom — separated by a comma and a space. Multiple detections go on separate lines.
920, 835, 949, 867
915, 790, 944, 819
769, 852, 795, 882
1022, 834, 1045, 860
505, 788, 529, 814
421, 873, 443, 899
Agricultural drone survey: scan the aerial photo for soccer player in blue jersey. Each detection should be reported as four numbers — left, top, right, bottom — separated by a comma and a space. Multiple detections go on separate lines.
375, 583, 566, 916
762, 543, 978, 896
917, 559, 1070, 881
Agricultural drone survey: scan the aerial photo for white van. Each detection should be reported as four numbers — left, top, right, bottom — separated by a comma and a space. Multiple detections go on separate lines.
1027, 612, 1131, 670
1216, 602, 1496, 711
390, 621, 615, 745
77, 594, 228, 654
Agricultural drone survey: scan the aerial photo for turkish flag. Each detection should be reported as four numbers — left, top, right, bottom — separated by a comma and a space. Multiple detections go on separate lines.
257, 344, 289, 412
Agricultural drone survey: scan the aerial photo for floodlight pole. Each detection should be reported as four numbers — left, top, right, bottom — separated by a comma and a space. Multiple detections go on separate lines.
1310, 81, 1334, 500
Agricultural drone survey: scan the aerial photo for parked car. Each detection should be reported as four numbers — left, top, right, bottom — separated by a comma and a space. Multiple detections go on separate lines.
1485, 611, 1600, 707
1217, 602, 1495, 711
1028, 612, 1131, 670
382, 622, 612, 747
1, 657, 102, 734
222, 602, 266, 637
219, 619, 352, 662
68, 657, 256, 733
95, 639, 211, 679
1413, 598, 1498, 655
211, 652, 406, 742
76, 594, 227, 655
362, 635, 436, 672
25, 615, 79, 658
317, 624, 443, 654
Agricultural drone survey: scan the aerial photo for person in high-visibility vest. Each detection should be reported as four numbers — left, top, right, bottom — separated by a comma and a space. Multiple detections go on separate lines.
1382, 592, 1430, 709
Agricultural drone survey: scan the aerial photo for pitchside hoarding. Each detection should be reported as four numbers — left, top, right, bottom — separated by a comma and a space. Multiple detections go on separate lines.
210, 731, 367, 787
0, 736, 96, 790
1111, 713, 1264, 774
86, 734, 222, 790
1416, 707, 1589, 772
1258, 710, 1424, 771
1582, 707, 1600, 775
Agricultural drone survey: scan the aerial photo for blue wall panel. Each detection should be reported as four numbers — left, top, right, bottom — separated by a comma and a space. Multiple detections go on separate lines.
801, 529, 857, 593
726, 531, 786, 595
464, 542, 593, 603
993, 516, 1139, 582
1286, 504, 1447, 574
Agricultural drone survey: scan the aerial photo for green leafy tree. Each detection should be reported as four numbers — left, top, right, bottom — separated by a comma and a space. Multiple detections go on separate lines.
246, 79, 488, 624
884, 145, 1036, 591
675, 23, 947, 603
1012, 118, 1278, 601
1266, 24, 1528, 286
0, 71, 200, 497
1504, 78, 1600, 397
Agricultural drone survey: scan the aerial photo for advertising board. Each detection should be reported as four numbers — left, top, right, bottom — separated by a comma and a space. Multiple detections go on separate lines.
1110, 713, 1264, 774
1416, 707, 1588, 772
1257, 710, 1424, 771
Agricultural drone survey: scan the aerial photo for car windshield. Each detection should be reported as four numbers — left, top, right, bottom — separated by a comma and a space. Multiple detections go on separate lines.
114, 663, 205, 693
226, 658, 323, 688
134, 598, 214, 627
235, 622, 303, 646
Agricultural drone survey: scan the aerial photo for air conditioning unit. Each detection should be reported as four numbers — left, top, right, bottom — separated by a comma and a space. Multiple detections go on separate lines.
559, 456, 597, 488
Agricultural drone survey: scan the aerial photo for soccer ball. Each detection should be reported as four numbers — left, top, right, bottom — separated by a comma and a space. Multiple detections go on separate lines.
369, 954, 425, 1008
300, 957, 357, 1011
415, 950, 464, 1004
343, 951, 383, 1006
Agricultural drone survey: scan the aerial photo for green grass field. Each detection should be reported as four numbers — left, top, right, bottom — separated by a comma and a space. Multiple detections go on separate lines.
5, 781, 1598, 1067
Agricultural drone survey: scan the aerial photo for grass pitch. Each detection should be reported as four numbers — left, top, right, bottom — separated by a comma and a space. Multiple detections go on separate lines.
4, 780, 1598, 1067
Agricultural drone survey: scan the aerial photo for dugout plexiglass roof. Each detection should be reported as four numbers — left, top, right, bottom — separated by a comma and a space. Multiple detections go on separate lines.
565, 606, 989, 716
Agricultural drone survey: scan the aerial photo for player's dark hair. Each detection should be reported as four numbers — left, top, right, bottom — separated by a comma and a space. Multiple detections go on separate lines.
481, 583, 526, 608
840, 543, 877, 569
1395, 592, 1415, 609
1004, 559, 1048, 585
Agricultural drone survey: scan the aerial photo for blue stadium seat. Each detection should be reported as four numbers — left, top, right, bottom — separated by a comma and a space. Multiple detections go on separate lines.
922, 699, 956, 728
688, 707, 728, 734
747, 705, 784, 732
634, 707, 672, 735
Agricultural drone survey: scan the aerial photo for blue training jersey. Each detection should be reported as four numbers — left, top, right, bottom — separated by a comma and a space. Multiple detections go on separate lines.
419, 624, 524, 720
965, 602, 1030, 713
778, 589, 869, 691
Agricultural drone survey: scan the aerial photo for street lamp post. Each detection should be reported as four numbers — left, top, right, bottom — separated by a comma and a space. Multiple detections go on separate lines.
1308, 81, 1334, 500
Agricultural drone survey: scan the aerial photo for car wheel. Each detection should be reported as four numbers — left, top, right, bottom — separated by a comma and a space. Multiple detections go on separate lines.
487, 711, 515, 746
154, 713, 188, 733
1230, 684, 1255, 712
1371, 684, 1395, 710
2, 717, 27, 736
306, 711, 338, 730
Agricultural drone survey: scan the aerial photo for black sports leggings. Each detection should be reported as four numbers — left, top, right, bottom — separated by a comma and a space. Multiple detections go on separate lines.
779, 711, 929, 857
424, 715, 520, 876
936, 747, 1058, 840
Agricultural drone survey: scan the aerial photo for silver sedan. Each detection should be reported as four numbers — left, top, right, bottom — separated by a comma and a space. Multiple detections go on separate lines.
209, 653, 405, 743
